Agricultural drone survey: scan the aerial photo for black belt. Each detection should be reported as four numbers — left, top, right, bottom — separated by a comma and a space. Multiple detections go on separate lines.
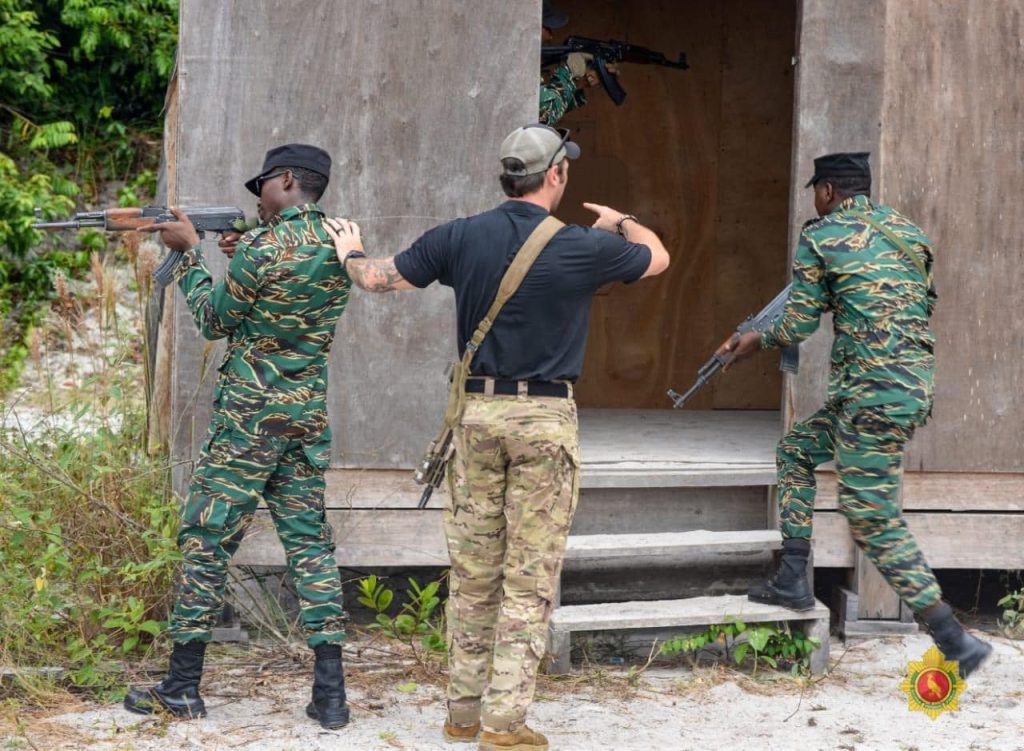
465, 378, 570, 398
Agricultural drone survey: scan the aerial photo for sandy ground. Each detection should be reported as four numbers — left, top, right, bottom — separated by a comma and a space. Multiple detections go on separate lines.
5, 628, 1022, 751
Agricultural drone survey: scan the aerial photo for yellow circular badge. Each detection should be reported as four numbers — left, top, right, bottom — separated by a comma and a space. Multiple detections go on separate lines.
900, 645, 964, 719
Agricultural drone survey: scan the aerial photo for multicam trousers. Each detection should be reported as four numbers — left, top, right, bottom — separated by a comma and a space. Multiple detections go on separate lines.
167, 414, 347, 647
444, 394, 580, 733
777, 403, 941, 611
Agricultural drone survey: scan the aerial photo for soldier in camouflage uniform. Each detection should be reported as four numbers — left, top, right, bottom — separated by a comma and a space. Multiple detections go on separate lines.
323, 124, 670, 750
721, 152, 991, 678
123, 144, 352, 728
539, 2, 601, 126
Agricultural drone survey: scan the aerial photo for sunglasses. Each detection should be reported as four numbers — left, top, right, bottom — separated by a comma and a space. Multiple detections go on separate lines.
546, 128, 571, 169
254, 169, 289, 194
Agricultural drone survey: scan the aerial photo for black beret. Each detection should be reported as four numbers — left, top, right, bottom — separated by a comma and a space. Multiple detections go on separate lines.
805, 152, 871, 188
245, 143, 332, 195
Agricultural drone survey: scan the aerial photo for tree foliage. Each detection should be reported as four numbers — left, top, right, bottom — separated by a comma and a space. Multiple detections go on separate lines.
0, 0, 177, 391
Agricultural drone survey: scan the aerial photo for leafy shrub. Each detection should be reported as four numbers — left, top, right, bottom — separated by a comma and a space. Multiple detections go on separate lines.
0, 0, 176, 394
998, 589, 1024, 639
0, 413, 180, 689
661, 620, 819, 675
357, 575, 447, 657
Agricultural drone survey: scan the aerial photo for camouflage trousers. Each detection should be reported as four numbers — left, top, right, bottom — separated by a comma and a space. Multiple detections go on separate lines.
444, 394, 580, 733
168, 414, 347, 646
777, 403, 941, 611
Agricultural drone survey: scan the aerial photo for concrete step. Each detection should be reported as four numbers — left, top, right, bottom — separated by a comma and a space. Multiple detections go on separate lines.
548, 594, 830, 675
564, 529, 781, 561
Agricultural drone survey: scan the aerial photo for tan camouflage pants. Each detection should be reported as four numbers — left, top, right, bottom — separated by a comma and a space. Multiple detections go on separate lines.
444, 394, 580, 733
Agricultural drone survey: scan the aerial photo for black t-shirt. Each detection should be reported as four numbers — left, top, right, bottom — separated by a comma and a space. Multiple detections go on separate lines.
393, 200, 651, 382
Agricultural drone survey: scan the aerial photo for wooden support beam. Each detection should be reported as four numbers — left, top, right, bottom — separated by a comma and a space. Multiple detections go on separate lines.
813, 512, 1024, 569
814, 471, 1024, 511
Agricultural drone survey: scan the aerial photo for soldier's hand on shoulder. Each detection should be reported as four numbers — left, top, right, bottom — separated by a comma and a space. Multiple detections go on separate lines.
324, 217, 364, 262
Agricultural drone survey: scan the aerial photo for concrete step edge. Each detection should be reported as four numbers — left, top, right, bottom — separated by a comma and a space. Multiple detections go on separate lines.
564, 529, 781, 560
550, 594, 829, 632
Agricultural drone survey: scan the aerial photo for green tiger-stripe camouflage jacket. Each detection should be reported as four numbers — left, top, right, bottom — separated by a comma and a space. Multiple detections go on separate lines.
761, 194, 936, 427
173, 203, 350, 443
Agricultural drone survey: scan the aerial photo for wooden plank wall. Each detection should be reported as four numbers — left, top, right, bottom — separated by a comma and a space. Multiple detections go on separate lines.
786, 1, 1024, 599
813, 472, 1024, 570
880, 0, 1024, 472
167, 0, 540, 480
784, 0, 887, 424
787, 0, 1023, 473
550, 0, 796, 410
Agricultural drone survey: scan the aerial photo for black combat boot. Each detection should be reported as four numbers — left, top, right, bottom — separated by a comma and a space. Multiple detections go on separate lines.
124, 640, 207, 718
920, 601, 993, 678
305, 643, 350, 729
748, 537, 816, 611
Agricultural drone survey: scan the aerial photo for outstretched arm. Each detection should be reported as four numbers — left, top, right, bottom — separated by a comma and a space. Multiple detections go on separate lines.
324, 217, 414, 292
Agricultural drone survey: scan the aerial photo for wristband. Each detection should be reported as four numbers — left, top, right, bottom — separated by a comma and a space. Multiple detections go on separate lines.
342, 250, 367, 268
615, 215, 638, 237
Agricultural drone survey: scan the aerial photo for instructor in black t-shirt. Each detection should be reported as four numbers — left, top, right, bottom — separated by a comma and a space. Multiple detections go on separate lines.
324, 123, 669, 751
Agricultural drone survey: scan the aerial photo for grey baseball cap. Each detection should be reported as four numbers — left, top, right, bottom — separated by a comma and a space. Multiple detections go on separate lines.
500, 124, 580, 176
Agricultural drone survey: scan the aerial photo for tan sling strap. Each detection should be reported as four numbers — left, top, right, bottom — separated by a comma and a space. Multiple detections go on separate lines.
848, 209, 928, 282
439, 214, 565, 431
414, 214, 565, 504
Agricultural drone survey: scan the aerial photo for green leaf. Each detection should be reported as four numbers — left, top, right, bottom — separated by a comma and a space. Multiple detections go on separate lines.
396, 681, 417, 693
137, 620, 162, 636
747, 627, 772, 653
733, 643, 750, 664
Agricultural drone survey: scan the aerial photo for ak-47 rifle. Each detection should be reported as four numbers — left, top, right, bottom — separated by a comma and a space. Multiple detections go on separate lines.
541, 36, 689, 106
32, 206, 248, 287
667, 284, 799, 409
414, 427, 454, 509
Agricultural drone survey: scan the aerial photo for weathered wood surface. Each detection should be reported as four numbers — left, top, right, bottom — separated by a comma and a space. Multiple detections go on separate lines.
880, 1, 1024, 471
784, 0, 887, 425
550, 0, 795, 410
569, 486, 769, 536
548, 595, 830, 675
785, 0, 1023, 472
563, 529, 780, 561
237, 509, 448, 568
315, 409, 781, 509
168, 0, 540, 482
814, 471, 1024, 511
813, 512, 1024, 569
577, 409, 779, 487
550, 595, 829, 631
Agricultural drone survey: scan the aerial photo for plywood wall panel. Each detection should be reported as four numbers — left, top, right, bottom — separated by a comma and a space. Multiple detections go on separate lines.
169, 0, 540, 474
784, 0, 887, 425
880, 1, 1024, 471
552, 0, 794, 410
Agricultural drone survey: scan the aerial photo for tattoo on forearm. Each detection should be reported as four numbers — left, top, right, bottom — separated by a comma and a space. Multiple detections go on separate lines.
348, 257, 405, 292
